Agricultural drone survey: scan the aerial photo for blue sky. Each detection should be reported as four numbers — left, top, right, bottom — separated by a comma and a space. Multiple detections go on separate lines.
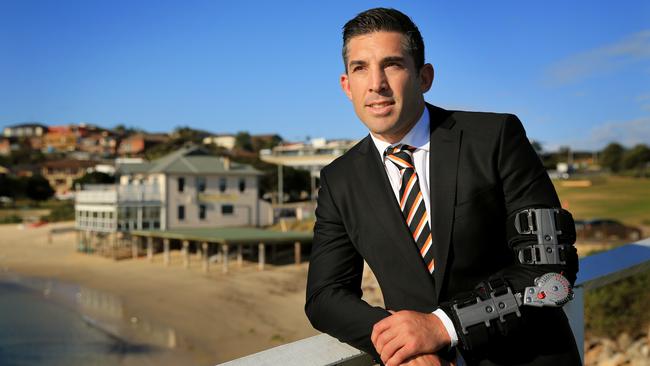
1, 0, 648, 151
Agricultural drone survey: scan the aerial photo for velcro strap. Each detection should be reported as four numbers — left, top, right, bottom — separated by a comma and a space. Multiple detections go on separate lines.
452, 279, 521, 335
507, 208, 576, 248
515, 243, 569, 264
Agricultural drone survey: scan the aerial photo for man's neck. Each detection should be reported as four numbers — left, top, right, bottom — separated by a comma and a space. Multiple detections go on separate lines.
371, 105, 426, 144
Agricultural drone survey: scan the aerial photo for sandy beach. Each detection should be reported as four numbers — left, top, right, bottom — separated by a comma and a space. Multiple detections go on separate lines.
0, 222, 320, 365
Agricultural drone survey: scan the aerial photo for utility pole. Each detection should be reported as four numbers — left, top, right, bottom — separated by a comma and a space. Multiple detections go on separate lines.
278, 164, 283, 205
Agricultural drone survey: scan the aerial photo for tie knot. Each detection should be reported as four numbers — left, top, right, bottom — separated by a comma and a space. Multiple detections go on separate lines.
385, 144, 416, 170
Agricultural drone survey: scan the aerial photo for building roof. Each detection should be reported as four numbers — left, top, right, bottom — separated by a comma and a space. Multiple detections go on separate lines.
131, 227, 312, 244
123, 133, 169, 142
4, 122, 48, 129
117, 145, 261, 175
42, 159, 98, 169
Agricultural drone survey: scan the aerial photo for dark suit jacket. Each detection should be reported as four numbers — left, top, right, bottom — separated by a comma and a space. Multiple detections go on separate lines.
305, 104, 580, 365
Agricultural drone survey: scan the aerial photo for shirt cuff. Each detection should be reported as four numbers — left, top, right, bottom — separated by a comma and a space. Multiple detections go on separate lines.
432, 308, 458, 348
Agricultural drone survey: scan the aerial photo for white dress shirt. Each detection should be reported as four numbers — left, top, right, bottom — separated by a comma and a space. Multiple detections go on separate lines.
369, 106, 460, 348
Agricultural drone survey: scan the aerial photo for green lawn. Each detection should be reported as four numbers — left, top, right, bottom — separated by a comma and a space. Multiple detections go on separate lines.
553, 176, 650, 227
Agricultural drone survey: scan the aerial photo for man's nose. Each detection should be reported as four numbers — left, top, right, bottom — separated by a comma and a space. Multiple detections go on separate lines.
369, 68, 388, 93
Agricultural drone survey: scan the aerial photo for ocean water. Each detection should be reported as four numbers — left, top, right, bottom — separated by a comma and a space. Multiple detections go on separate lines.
0, 275, 184, 366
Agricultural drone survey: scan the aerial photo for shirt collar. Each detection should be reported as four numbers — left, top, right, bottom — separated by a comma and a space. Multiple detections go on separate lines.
370, 106, 430, 158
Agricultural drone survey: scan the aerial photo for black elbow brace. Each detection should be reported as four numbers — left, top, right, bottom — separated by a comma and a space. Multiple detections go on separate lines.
507, 208, 576, 265
442, 208, 576, 352
442, 273, 573, 352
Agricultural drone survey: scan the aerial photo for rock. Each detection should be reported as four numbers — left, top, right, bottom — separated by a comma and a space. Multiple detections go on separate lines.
617, 332, 632, 350
599, 353, 627, 366
584, 343, 603, 365
641, 344, 649, 358
629, 356, 650, 366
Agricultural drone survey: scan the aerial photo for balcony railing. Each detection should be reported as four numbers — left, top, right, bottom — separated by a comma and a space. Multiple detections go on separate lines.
75, 184, 162, 204
218, 238, 650, 366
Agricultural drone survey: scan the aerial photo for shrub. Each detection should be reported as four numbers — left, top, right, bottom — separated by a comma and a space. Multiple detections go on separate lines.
584, 270, 650, 337
0, 214, 22, 224
43, 203, 75, 222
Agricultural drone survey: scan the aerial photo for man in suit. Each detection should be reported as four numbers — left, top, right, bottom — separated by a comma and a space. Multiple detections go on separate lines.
305, 8, 580, 366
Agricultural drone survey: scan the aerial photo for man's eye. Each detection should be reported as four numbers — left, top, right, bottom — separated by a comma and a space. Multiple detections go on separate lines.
352, 66, 365, 72
386, 62, 402, 69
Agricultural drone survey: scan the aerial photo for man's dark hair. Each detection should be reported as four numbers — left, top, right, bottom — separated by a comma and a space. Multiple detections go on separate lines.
342, 8, 425, 72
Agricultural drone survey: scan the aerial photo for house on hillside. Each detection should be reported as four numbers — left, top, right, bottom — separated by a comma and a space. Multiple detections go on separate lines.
2, 123, 48, 138
117, 133, 169, 157
203, 134, 236, 150
79, 130, 120, 157
42, 159, 98, 196
43, 125, 89, 153
2, 123, 48, 152
75, 146, 271, 234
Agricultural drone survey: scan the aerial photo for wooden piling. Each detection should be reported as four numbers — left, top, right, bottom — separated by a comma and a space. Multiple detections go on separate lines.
147, 236, 154, 262
294, 241, 301, 265
202, 242, 209, 274
237, 244, 243, 267
258, 242, 265, 271
132, 236, 139, 259
182, 240, 190, 269
221, 244, 229, 274
163, 239, 170, 266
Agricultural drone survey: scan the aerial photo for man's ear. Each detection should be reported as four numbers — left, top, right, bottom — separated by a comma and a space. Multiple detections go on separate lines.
419, 63, 434, 93
340, 73, 352, 100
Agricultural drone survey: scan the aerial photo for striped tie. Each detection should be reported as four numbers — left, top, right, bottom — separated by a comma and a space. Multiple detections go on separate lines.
385, 144, 434, 274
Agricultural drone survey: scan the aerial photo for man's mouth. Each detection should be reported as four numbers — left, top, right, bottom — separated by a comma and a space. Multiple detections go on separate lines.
366, 101, 394, 108
366, 101, 395, 115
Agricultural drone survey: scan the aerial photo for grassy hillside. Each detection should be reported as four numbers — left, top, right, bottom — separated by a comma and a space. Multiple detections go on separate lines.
553, 176, 650, 227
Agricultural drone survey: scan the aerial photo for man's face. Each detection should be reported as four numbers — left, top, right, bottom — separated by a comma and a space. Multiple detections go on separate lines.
341, 31, 433, 143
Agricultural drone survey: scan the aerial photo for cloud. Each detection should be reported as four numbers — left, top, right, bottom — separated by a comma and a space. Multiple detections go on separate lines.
549, 116, 650, 151
635, 93, 650, 111
545, 30, 650, 86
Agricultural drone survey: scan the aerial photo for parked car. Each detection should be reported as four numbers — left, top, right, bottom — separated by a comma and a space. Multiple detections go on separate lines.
575, 219, 642, 241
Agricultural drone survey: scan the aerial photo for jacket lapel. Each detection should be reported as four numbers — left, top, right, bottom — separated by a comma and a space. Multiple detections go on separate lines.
427, 104, 461, 300
352, 137, 428, 273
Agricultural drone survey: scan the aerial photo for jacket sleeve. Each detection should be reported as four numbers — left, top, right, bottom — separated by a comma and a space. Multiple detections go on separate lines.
439, 114, 579, 353
305, 168, 390, 361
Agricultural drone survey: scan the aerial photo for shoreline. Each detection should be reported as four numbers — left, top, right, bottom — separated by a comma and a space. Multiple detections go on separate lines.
0, 222, 318, 365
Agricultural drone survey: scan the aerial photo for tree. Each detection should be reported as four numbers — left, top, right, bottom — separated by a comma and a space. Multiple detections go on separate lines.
252, 134, 283, 151
113, 124, 144, 136
72, 171, 115, 187
25, 174, 54, 201
600, 143, 625, 172
171, 126, 208, 143
8, 138, 46, 165
0, 175, 23, 198
235, 132, 253, 152
621, 144, 650, 171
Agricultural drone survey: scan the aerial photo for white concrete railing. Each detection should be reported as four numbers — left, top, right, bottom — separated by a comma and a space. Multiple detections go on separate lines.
218, 238, 650, 366
75, 184, 161, 203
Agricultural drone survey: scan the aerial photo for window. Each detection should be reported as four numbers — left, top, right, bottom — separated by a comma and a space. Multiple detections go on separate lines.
238, 178, 246, 192
178, 205, 185, 220
199, 204, 207, 220
219, 178, 227, 192
197, 176, 206, 192
221, 204, 234, 215
178, 177, 185, 192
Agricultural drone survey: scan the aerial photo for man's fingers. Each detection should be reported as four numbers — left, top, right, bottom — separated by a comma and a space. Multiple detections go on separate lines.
374, 327, 397, 354
385, 344, 414, 366
371, 315, 394, 345
380, 335, 410, 365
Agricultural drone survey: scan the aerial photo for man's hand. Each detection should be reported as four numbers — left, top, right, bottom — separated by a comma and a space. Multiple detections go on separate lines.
400, 353, 456, 366
371, 310, 451, 366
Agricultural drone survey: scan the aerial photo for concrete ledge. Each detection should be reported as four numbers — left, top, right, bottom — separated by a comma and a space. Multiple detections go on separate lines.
217, 334, 374, 366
